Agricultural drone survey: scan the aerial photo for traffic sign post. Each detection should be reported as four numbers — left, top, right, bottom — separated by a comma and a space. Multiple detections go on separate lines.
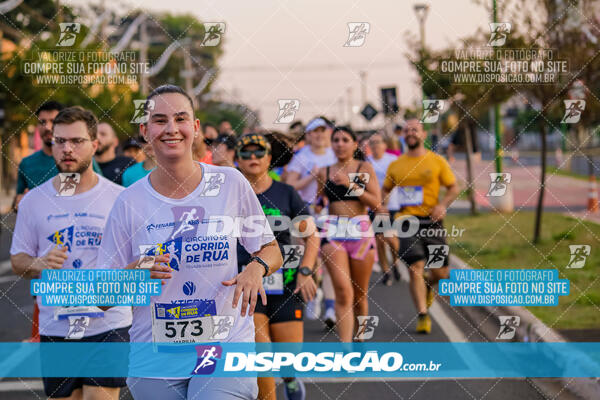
361, 103, 378, 122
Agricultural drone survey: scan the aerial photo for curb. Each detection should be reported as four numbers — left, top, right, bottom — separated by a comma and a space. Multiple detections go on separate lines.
449, 254, 600, 400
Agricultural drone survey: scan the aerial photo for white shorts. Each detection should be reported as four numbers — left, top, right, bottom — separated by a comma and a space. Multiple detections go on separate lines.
127, 377, 258, 400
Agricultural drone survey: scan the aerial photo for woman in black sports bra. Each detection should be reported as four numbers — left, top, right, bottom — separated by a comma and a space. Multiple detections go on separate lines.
316, 126, 381, 342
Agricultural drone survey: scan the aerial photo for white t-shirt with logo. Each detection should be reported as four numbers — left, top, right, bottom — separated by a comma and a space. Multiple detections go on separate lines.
96, 163, 275, 345
286, 147, 336, 203
367, 153, 402, 209
10, 176, 132, 337
367, 153, 397, 188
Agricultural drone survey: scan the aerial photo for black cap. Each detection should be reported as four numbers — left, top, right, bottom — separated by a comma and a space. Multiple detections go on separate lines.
123, 137, 143, 150
215, 134, 237, 150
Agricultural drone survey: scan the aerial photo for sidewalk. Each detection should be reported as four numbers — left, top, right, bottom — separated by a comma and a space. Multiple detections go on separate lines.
0, 189, 15, 215
450, 158, 600, 223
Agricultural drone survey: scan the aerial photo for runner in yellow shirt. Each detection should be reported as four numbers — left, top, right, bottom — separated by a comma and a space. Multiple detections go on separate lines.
381, 119, 459, 334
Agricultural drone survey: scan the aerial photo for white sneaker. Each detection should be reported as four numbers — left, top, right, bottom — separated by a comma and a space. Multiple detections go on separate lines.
305, 288, 323, 320
324, 307, 336, 329
372, 262, 382, 273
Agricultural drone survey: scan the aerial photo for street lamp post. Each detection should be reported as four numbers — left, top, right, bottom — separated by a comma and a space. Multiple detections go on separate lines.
414, 3, 429, 98
414, 3, 430, 142
492, 0, 502, 173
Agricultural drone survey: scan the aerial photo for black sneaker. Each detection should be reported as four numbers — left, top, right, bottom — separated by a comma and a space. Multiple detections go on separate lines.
382, 271, 393, 286
392, 263, 402, 281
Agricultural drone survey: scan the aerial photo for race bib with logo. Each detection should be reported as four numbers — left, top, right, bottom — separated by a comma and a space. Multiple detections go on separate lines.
54, 306, 105, 321
263, 270, 284, 295
151, 300, 217, 344
397, 186, 424, 206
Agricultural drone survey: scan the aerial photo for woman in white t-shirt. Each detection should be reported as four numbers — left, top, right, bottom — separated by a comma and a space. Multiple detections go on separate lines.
98, 85, 282, 400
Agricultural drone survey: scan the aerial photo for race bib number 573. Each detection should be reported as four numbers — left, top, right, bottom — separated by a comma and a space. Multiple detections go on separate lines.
151, 300, 215, 343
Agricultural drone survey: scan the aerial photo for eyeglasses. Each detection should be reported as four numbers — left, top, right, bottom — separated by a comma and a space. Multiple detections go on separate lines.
237, 149, 267, 160
52, 137, 92, 148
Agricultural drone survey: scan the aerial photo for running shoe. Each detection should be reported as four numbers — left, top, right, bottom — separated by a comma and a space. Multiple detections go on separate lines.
382, 271, 393, 286
283, 378, 306, 400
426, 284, 435, 309
416, 313, 431, 334
305, 288, 323, 320
392, 261, 402, 281
324, 307, 337, 329
372, 262, 382, 273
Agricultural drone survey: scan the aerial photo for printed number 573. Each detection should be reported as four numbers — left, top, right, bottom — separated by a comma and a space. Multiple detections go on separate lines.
164, 320, 203, 338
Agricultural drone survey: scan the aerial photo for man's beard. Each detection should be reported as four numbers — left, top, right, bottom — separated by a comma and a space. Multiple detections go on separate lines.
57, 159, 91, 174
95, 143, 110, 156
42, 130, 53, 147
406, 137, 421, 150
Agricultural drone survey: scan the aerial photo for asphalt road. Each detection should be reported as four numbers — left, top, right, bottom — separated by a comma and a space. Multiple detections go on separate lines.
0, 211, 584, 400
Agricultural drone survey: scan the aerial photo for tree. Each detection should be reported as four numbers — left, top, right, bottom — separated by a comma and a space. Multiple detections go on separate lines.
505, 0, 600, 243
0, 3, 229, 192
406, 32, 513, 215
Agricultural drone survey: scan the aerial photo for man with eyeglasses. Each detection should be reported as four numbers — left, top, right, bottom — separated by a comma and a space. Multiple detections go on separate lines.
14, 101, 103, 343
10, 106, 132, 400
14, 101, 102, 211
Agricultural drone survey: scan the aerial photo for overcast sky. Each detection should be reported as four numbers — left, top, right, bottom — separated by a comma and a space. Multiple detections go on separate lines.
71, 0, 489, 129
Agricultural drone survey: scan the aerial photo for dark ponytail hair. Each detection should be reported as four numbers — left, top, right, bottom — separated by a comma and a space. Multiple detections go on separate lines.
145, 84, 194, 114
331, 125, 365, 160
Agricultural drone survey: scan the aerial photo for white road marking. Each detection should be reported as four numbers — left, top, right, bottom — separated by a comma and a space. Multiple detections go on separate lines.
0, 379, 43, 392
395, 260, 467, 342
0, 275, 17, 284
0, 260, 11, 275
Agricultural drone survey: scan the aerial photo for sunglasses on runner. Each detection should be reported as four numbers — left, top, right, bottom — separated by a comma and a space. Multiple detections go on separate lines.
237, 148, 268, 160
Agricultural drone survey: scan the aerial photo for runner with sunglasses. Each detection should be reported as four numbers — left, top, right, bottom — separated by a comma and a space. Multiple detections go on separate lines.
316, 126, 381, 342
236, 133, 319, 400
97, 85, 282, 399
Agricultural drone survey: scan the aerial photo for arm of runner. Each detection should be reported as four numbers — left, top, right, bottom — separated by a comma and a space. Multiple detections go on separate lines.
285, 169, 316, 191
431, 158, 459, 221
315, 167, 326, 201
99, 254, 172, 311
377, 186, 391, 214
293, 216, 319, 302
13, 188, 28, 212
11, 245, 68, 279
125, 254, 172, 281
378, 163, 397, 214
355, 163, 382, 210
222, 240, 282, 317
431, 182, 459, 222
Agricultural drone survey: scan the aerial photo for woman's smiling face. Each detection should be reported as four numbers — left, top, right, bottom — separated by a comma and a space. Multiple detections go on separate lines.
141, 92, 199, 162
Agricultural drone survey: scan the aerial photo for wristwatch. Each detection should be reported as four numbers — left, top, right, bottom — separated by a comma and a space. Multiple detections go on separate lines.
298, 266, 313, 276
250, 256, 270, 277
